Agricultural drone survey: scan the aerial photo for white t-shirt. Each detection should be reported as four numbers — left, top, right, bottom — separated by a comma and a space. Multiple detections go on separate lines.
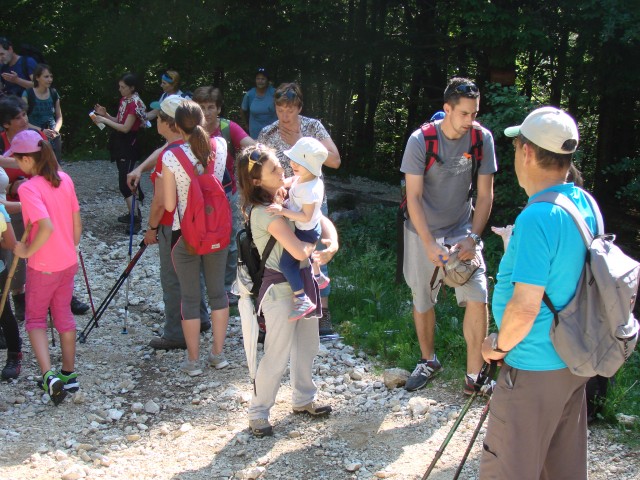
287, 176, 324, 231
162, 137, 227, 230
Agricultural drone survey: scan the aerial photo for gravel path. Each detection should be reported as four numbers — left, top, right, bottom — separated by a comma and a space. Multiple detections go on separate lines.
0, 160, 637, 480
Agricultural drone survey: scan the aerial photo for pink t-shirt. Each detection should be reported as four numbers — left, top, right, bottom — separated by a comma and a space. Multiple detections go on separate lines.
18, 171, 80, 272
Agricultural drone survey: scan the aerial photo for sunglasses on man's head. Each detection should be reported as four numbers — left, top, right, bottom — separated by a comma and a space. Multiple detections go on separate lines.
274, 89, 297, 101
444, 83, 480, 101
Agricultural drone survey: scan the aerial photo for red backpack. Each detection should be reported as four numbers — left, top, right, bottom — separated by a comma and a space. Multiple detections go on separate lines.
171, 144, 232, 255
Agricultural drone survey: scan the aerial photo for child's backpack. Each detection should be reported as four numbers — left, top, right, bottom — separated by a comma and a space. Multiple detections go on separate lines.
395, 120, 484, 282
529, 190, 639, 377
171, 145, 232, 255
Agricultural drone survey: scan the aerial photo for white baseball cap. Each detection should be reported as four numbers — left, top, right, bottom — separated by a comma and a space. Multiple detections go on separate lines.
504, 106, 579, 154
283, 137, 328, 176
159, 95, 185, 118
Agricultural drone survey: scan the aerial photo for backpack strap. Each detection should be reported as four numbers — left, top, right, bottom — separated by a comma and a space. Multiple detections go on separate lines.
248, 206, 277, 282
219, 118, 236, 158
468, 122, 484, 200
420, 122, 440, 174
527, 191, 597, 247
26, 88, 36, 116
527, 189, 599, 325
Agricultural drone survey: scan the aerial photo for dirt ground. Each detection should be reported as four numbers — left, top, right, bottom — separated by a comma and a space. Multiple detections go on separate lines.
0, 160, 637, 480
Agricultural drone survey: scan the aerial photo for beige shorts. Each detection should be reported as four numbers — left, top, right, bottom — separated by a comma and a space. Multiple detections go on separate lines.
403, 226, 488, 313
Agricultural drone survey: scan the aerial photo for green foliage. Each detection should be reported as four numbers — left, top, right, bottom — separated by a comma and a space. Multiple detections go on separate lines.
603, 157, 640, 205
480, 84, 532, 224
601, 352, 640, 436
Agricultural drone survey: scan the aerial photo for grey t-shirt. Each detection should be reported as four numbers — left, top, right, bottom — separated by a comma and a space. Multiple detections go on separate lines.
400, 121, 497, 238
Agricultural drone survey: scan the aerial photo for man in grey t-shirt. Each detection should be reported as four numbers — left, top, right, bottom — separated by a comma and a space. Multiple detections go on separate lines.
400, 77, 498, 394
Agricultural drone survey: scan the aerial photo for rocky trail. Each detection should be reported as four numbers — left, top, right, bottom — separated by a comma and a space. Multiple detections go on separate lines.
0, 160, 637, 480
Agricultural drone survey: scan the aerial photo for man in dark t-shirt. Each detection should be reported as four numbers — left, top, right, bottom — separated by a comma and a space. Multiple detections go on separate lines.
0, 37, 36, 96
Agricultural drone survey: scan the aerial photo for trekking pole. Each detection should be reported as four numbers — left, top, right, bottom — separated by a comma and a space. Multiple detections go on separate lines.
49, 309, 56, 347
452, 398, 491, 480
77, 240, 147, 343
123, 192, 137, 335
422, 361, 497, 480
78, 250, 97, 320
0, 223, 32, 314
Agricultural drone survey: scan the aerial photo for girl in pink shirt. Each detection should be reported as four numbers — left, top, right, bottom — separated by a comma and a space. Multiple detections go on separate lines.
8, 129, 81, 406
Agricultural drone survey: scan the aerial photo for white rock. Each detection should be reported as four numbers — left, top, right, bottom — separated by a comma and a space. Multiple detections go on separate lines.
616, 413, 638, 426
408, 397, 430, 416
144, 400, 160, 414
237, 466, 265, 479
61, 465, 87, 480
345, 462, 362, 472
131, 402, 144, 413
108, 409, 124, 421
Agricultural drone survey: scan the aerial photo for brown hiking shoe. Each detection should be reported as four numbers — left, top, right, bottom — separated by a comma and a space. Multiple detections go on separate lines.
249, 418, 273, 437
149, 336, 187, 350
293, 402, 332, 417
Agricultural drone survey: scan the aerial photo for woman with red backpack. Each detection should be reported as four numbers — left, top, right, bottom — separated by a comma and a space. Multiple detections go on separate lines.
160, 100, 231, 377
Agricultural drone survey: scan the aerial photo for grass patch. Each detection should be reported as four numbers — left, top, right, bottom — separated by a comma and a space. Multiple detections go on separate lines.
329, 204, 640, 426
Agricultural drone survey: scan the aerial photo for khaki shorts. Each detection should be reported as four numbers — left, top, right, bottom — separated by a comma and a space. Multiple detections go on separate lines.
403, 226, 488, 313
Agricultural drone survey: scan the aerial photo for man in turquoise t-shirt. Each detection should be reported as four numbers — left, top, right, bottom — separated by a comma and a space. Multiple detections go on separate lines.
480, 107, 595, 480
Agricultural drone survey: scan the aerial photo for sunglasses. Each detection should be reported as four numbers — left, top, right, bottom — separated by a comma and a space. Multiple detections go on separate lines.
274, 89, 297, 101
248, 144, 267, 172
445, 83, 480, 100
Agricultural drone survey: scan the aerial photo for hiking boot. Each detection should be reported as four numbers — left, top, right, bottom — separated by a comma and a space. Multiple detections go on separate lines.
289, 295, 315, 322
293, 402, 332, 417
1, 352, 22, 380
463, 374, 496, 397
70, 296, 90, 315
57, 371, 79, 392
125, 221, 142, 235
42, 370, 67, 406
318, 309, 334, 337
405, 356, 443, 391
149, 336, 187, 350
12, 293, 25, 323
249, 418, 273, 437
179, 358, 203, 377
118, 213, 141, 224
200, 321, 212, 333
314, 272, 330, 290
208, 352, 229, 370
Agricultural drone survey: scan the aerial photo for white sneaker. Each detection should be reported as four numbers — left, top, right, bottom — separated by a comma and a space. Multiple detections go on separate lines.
179, 358, 203, 377
208, 352, 229, 369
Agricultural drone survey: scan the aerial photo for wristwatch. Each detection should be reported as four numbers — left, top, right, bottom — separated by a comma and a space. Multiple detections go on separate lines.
469, 233, 483, 248
491, 335, 509, 354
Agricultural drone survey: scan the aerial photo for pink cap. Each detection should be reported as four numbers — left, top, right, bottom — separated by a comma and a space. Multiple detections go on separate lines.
3, 130, 43, 157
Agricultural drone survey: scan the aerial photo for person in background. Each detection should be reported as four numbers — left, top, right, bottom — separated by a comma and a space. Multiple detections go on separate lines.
258, 82, 341, 337
23, 64, 63, 164
0, 37, 36, 96
192, 86, 255, 301
146, 70, 190, 121
93, 72, 147, 234
241, 67, 277, 140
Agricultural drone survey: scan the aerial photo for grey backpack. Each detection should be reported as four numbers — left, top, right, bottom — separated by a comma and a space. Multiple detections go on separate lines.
528, 190, 639, 377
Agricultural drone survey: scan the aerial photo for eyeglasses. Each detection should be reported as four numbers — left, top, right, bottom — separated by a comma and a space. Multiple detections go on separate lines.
257, 68, 266, 73
274, 89, 297, 102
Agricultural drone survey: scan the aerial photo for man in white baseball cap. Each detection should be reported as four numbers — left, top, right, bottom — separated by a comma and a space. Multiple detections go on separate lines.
480, 106, 591, 479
